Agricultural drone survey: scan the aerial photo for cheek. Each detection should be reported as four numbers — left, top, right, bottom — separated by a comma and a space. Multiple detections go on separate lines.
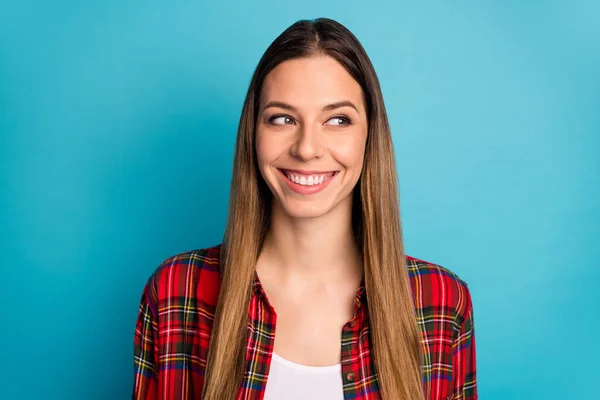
331, 134, 367, 171
255, 129, 288, 163
255, 131, 273, 167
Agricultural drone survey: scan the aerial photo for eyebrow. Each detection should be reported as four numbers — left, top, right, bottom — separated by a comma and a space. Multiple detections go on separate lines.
262, 100, 359, 114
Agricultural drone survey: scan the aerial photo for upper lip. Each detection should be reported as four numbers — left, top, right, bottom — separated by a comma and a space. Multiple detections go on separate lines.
279, 168, 338, 175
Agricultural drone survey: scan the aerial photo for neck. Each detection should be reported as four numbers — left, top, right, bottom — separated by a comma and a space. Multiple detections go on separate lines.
259, 197, 363, 284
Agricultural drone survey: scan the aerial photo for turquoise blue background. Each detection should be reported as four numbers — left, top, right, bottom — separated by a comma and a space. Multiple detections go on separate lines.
1, 1, 598, 398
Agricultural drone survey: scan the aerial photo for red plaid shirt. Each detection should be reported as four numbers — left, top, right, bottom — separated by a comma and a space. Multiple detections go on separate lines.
133, 245, 477, 399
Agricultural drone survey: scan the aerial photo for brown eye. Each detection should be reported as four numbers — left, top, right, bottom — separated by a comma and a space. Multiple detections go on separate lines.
269, 115, 295, 125
326, 116, 352, 126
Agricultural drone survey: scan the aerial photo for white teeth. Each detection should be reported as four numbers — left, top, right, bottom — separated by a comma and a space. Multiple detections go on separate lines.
284, 171, 334, 186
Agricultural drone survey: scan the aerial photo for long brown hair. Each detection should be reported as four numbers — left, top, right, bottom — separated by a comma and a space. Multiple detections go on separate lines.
202, 18, 424, 400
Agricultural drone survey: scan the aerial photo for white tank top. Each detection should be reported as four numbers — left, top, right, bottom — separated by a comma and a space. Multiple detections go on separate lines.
263, 352, 345, 399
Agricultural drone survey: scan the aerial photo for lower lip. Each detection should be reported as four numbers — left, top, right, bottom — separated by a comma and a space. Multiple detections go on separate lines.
278, 169, 338, 195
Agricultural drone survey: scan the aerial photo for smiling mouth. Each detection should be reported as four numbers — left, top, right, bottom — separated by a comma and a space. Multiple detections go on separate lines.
279, 169, 338, 186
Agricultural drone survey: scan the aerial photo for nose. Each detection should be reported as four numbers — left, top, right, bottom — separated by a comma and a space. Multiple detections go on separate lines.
290, 124, 324, 160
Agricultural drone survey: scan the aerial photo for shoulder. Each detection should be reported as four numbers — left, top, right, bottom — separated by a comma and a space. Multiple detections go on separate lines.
405, 255, 473, 328
144, 244, 222, 310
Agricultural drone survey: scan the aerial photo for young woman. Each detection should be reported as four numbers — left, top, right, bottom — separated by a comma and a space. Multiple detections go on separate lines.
133, 17, 477, 400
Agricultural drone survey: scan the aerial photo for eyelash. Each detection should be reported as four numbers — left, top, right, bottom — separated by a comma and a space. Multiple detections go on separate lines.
267, 114, 353, 126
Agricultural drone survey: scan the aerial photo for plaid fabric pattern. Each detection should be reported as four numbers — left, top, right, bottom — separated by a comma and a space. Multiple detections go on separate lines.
133, 245, 477, 399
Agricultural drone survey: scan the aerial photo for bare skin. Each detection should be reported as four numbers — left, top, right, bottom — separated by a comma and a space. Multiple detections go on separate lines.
254, 55, 368, 367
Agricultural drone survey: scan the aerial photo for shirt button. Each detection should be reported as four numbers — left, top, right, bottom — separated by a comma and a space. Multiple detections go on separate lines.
349, 321, 356, 328
345, 372, 356, 382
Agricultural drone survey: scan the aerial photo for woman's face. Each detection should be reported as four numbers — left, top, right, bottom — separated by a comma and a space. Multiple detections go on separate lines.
255, 55, 368, 220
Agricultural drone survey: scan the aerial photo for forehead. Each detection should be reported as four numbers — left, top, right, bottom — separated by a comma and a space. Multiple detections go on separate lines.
260, 56, 365, 111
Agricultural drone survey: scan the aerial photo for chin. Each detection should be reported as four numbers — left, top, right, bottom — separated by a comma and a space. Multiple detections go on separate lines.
285, 209, 329, 220
277, 196, 341, 220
